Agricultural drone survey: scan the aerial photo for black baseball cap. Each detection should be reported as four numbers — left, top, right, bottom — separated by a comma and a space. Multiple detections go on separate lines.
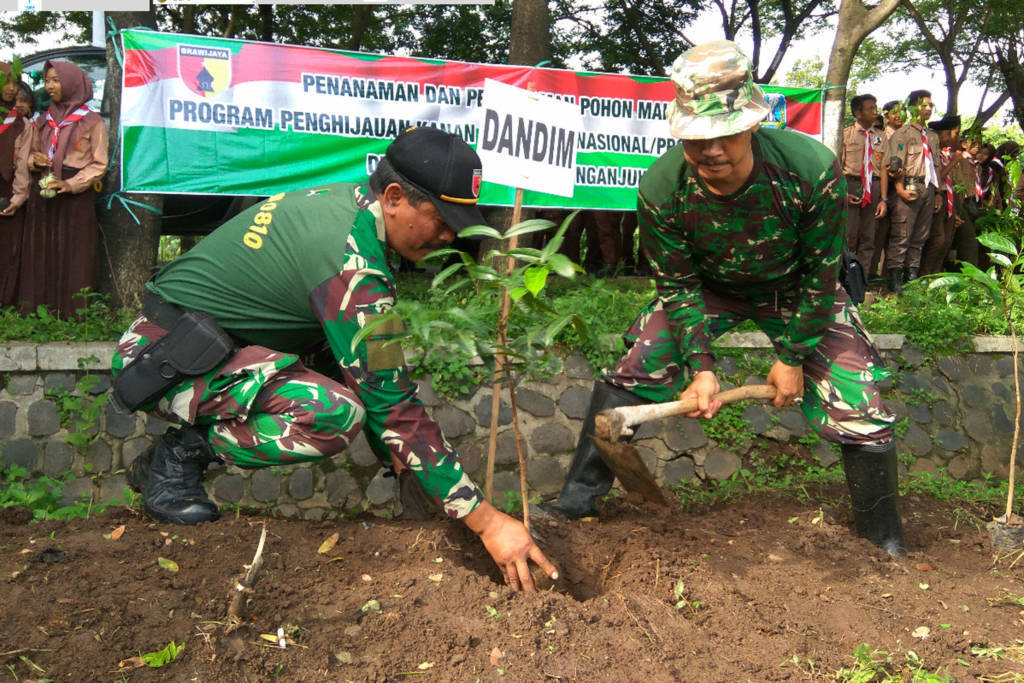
384, 126, 487, 231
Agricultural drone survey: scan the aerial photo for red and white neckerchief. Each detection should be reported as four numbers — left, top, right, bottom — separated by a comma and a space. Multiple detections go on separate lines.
940, 148, 954, 217
921, 127, 939, 189
0, 111, 17, 135
969, 159, 984, 200
859, 127, 873, 207
44, 105, 90, 160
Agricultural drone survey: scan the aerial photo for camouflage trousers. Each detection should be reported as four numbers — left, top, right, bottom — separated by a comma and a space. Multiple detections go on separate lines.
111, 315, 365, 468
605, 287, 895, 446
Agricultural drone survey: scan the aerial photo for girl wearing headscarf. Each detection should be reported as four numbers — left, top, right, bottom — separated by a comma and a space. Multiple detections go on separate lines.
1, 60, 108, 316
0, 61, 27, 307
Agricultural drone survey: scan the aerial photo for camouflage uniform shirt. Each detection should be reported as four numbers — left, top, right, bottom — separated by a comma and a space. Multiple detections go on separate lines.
150, 183, 484, 519
637, 126, 846, 371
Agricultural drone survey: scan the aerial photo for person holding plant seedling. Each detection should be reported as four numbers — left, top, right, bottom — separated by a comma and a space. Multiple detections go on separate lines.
1, 60, 107, 317
545, 41, 907, 557
110, 126, 558, 592
0, 60, 28, 308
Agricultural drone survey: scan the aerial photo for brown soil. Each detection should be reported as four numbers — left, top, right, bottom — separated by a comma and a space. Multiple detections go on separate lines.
2, 488, 1023, 682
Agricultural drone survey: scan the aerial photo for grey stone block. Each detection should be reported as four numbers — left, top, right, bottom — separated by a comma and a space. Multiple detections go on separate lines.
325, 469, 360, 507
2, 438, 39, 470
515, 387, 554, 418
994, 355, 1014, 377
563, 353, 594, 380
457, 441, 483, 477
0, 344, 36, 371
251, 469, 282, 502
213, 473, 245, 503
99, 474, 128, 502
496, 429, 525, 465
741, 404, 772, 435
777, 409, 808, 437
947, 455, 974, 480
526, 456, 565, 496
703, 447, 741, 481
37, 342, 114, 371
633, 418, 659, 440
0, 401, 15, 438
434, 405, 475, 439
303, 507, 327, 521
907, 403, 932, 424
901, 344, 926, 367
936, 356, 968, 382
963, 409, 990, 443
6, 374, 38, 395
664, 417, 708, 452
964, 354, 993, 377
120, 437, 153, 468
60, 477, 92, 506
812, 440, 840, 468
899, 372, 930, 395
993, 404, 1015, 434
962, 384, 987, 408
490, 470, 521, 501
43, 373, 76, 394
365, 468, 396, 505
85, 375, 110, 395
933, 429, 967, 453
991, 382, 1013, 404
345, 431, 378, 468
104, 402, 138, 438
275, 504, 299, 518
558, 384, 592, 420
43, 441, 74, 477
902, 423, 932, 456
414, 378, 440, 407
87, 440, 113, 473
145, 415, 172, 436
474, 392, 511, 427
931, 400, 957, 426
662, 457, 696, 485
27, 400, 60, 437
530, 423, 574, 453
716, 355, 739, 376
288, 468, 315, 501
882, 399, 908, 420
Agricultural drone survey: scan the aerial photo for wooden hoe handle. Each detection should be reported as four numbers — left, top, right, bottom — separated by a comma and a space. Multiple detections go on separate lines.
594, 385, 778, 442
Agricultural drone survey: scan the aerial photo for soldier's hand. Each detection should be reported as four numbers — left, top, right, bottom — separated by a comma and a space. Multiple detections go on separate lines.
767, 360, 804, 408
463, 501, 558, 592
680, 370, 721, 419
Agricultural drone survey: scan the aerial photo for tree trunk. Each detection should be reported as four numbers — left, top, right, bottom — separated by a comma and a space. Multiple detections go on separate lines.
509, 0, 551, 65
822, 0, 902, 155
96, 11, 164, 311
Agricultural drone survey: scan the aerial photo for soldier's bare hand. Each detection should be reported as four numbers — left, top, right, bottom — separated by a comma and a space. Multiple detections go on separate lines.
767, 360, 804, 408
680, 370, 721, 419
463, 501, 558, 592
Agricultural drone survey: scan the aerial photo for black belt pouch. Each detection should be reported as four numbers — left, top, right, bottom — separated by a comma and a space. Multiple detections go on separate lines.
112, 311, 234, 411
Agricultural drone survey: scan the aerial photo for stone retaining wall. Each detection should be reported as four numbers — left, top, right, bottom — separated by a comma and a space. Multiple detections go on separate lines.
1, 335, 1022, 519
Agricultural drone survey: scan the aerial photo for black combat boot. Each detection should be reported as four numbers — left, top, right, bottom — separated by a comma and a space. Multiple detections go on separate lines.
129, 427, 221, 525
841, 441, 907, 556
905, 266, 920, 282
544, 381, 646, 519
885, 269, 903, 294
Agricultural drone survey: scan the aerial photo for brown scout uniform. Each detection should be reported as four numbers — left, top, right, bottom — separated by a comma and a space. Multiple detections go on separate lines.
885, 122, 940, 272
842, 122, 886, 270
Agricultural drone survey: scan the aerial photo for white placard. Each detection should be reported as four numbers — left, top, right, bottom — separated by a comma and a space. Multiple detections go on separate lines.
475, 78, 583, 198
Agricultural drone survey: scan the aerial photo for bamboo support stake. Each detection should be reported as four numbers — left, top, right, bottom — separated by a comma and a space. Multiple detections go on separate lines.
226, 522, 267, 630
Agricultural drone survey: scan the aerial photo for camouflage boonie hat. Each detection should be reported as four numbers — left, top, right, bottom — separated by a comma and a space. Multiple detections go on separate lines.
666, 40, 770, 140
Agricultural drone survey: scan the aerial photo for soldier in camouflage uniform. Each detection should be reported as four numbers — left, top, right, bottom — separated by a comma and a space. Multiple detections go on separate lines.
547, 41, 906, 557
111, 127, 558, 591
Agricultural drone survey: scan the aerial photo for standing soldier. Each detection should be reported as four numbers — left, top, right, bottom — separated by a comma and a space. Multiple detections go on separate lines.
544, 41, 906, 557
110, 127, 558, 592
842, 94, 888, 272
884, 90, 941, 292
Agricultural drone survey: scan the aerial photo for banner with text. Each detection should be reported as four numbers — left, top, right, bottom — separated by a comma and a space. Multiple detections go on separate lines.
120, 30, 824, 209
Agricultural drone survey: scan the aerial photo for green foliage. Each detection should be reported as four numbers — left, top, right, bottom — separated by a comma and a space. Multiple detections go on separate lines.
0, 289, 135, 343
44, 357, 108, 452
700, 402, 752, 452
497, 489, 540, 514
140, 641, 185, 668
860, 285, 978, 355
0, 464, 109, 521
356, 215, 591, 399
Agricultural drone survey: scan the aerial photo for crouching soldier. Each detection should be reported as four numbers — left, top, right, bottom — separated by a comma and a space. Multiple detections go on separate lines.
111, 127, 558, 591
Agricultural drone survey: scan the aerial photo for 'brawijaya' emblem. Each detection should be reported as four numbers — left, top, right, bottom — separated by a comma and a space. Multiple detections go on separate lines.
178, 44, 232, 98
761, 93, 788, 130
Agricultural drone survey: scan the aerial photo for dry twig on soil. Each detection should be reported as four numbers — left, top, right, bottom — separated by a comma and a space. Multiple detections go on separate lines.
226, 522, 268, 631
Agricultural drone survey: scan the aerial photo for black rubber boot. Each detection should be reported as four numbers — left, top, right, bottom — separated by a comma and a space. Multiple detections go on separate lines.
885, 268, 903, 294
136, 427, 221, 525
841, 441, 907, 556
905, 266, 920, 282
397, 469, 444, 521
544, 381, 646, 519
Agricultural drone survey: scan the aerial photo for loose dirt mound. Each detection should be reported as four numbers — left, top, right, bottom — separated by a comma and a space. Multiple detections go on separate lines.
2, 488, 1023, 681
